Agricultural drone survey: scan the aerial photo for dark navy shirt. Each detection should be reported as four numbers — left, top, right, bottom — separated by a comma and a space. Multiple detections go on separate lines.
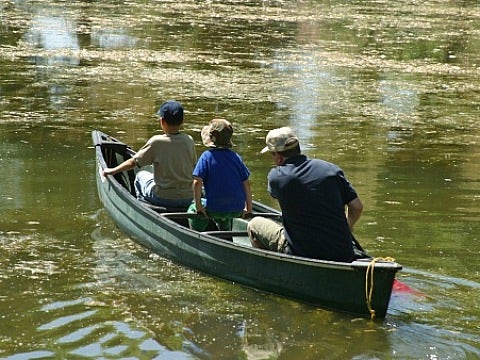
267, 155, 357, 261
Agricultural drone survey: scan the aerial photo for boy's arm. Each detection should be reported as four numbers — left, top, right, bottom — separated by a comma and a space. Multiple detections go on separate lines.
103, 158, 136, 176
193, 176, 207, 216
243, 179, 253, 214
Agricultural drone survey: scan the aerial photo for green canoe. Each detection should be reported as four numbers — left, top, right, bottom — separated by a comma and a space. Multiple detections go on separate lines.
92, 130, 402, 318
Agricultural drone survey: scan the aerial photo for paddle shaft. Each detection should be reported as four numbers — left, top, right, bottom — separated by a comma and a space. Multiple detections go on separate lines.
352, 234, 366, 252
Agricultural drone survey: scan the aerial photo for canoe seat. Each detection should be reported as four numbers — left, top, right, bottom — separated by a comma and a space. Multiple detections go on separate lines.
139, 201, 188, 213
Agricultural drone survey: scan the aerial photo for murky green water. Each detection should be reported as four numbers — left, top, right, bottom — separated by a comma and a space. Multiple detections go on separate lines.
1, 0, 479, 358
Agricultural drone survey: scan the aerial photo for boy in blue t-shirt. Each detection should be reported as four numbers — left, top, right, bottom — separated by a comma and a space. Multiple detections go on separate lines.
189, 119, 252, 231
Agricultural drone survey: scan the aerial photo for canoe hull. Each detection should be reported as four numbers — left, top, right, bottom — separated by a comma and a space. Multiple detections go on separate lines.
92, 130, 401, 318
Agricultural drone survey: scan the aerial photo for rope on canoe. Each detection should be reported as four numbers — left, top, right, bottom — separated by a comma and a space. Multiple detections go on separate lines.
365, 256, 396, 320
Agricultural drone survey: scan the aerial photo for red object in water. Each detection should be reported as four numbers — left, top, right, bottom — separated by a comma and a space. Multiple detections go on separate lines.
392, 279, 421, 295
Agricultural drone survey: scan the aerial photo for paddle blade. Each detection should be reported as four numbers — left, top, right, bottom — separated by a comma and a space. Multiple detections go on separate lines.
392, 279, 423, 296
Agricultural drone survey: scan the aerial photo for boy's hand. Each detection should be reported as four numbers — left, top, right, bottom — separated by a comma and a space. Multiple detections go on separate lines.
196, 204, 208, 217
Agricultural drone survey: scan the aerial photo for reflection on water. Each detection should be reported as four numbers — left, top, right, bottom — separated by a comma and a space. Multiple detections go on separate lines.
379, 78, 419, 120
24, 15, 80, 65
1, 0, 479, 358
273, 50, 334, 146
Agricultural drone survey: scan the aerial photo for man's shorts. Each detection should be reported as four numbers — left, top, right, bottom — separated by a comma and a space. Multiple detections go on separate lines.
247, 216, 288, 253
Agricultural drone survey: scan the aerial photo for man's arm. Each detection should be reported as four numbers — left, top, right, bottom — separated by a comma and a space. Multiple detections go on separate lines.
346, 197, 363, 232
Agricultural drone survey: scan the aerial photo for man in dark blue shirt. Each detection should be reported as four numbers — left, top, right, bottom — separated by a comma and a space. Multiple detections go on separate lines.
247, 127, 364, 262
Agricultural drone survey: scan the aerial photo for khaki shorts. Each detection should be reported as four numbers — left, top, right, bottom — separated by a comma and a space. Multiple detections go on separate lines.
247, 217, 288, 253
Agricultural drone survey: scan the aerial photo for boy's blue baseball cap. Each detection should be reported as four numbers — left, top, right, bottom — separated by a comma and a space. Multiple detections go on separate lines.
157, 100, 184, 124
